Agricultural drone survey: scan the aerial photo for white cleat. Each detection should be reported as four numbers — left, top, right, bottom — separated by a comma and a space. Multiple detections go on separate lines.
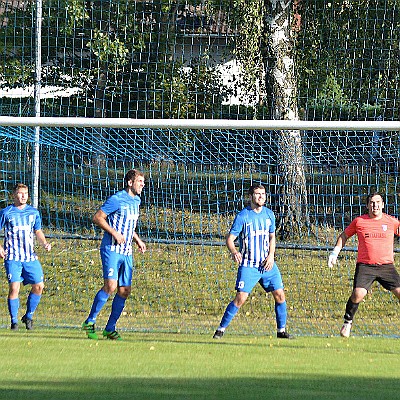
340, 323, 352, 338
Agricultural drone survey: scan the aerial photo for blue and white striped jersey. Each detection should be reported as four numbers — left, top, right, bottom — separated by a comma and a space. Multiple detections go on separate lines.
100, 189, 141, 255
229, 205, 276, 268
0, 204, 42, 262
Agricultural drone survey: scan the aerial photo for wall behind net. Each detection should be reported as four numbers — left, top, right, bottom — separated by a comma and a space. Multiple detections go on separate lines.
0, 125, 399, 337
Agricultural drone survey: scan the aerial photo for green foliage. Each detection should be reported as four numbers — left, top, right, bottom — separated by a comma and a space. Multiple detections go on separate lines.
206, 0, 265, 109
154, 55, 233, 119
0, 60, 33, 87
88, 29, 129, 66
297, 0, 399, 120
311, 73, 355, 119
62, 0, 90, 35
2, 0, 399, 120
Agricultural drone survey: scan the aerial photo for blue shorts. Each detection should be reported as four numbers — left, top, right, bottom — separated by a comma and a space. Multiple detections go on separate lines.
4, 259, 44, 285
235, 263, 284, 293
100, 247, 133, 287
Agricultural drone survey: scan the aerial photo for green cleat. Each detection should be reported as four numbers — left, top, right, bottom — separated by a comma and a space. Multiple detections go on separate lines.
82, 321, 98, 340
102, 330, 122, 341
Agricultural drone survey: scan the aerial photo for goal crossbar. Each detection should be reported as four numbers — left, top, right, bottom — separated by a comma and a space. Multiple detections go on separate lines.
0, 116, 399, 131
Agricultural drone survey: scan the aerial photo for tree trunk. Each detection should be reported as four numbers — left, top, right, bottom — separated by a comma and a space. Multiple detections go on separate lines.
264, 0, 308, 238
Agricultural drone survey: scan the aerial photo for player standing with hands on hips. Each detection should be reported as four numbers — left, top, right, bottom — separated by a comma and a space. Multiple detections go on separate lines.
0, 183, 51, 330
213, 184, 290, 339
328, 192, 400, 337
82, 169, 146, 340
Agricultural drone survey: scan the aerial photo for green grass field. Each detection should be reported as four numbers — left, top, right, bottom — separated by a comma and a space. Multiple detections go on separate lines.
1, 329, 399, 400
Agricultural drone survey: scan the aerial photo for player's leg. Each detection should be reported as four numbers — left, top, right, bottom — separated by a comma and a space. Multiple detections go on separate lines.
87, 278, 117, 322
8, 282, 21, 330
377, 263, 400, 316
340, 288, 366, 337
391, 287, 400, 302
103, 255, 133, 340
213, 266, 257, 339
82, 250, 119, 339
272, 289, 289, 338
21, 260, 45, 330
341, 263, 373, 338
82, 278, 115, 338
263, 264, 290, 338
21, 281, 44, 330
213, 292, 248, 339
5, 260, 22, 330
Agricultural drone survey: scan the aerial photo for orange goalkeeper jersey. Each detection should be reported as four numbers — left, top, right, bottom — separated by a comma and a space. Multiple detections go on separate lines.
345, 213, 400, 265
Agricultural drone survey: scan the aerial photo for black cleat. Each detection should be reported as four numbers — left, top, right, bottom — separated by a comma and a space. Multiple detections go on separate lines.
21, 315, 33, 330
277, 331, 291, 339
213, 329, 224, 339
10, 322, 18, 331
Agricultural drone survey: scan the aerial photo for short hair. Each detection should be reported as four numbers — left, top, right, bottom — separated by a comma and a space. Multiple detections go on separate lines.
248, 184, 265, 195
124, 169, 144, 187
13, 183, 28, 193
365, 192, 383, 205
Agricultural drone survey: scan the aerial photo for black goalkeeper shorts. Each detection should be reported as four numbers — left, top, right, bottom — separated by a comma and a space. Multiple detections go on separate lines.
353, 263, 400, 291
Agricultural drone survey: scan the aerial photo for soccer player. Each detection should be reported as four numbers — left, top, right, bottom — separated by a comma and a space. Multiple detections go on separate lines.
213, 184, 290, 339
0, 183, 52, 330
328, 192, 400, 337
82, 169, 146, 340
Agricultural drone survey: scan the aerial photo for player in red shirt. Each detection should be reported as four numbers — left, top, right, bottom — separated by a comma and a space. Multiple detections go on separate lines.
328, 192, 400, 337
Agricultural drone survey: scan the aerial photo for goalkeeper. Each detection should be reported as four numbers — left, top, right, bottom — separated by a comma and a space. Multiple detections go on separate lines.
328, 192, 400, 337
213, 184, 290, 339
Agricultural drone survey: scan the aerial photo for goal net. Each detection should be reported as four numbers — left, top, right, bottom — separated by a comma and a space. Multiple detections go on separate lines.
0, 118, 399, 337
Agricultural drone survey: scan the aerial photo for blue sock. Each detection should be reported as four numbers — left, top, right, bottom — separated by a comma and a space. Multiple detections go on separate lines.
26, 293, 41, 319
105, 294, 126, 332
219, 301, 239, 328
8, 298, 20, 324
86, 289, 110, 323
275, 301, 287, 330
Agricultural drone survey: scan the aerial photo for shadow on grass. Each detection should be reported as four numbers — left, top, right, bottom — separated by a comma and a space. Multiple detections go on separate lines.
0, 375, 397, 400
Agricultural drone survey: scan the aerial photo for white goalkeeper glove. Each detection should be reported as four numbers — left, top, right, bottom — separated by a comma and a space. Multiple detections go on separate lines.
328, 246, 341, 268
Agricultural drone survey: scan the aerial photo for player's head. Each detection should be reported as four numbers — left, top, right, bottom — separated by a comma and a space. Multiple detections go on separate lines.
13, 183, 29, 206
248, 184, 266, 208
248, 184, 266, 196
124, 169, 145, 196
366, 191, 383, 206
366, 192, 384, 217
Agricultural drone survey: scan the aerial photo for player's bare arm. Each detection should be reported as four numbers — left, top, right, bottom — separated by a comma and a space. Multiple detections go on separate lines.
93, 209, 126, 244
328, 231, 349, 267
262, 232, 276, 271
35, 229, 52, 251
132, 232, 146, 253
0, 245, 4, 259
226, 233, 242, 264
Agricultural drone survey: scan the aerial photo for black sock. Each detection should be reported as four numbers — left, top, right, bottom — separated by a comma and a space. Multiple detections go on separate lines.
343, 298, 359, 323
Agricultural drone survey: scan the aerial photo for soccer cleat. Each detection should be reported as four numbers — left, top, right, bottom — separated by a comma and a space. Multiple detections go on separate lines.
82, 321, 99, 340
277, 331, 291, 339
21, 315, 33, 330
340, 322, 352, 338
102, 330, 122, 340
10, 322, 18, 331
213, 329, 224, 339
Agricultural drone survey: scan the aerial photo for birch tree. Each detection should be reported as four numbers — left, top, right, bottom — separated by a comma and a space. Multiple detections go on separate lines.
264, 0, 308, 237
223, 0, 308, 237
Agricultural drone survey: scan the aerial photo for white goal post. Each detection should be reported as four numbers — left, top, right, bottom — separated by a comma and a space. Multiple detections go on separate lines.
0, 116, 399, 131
